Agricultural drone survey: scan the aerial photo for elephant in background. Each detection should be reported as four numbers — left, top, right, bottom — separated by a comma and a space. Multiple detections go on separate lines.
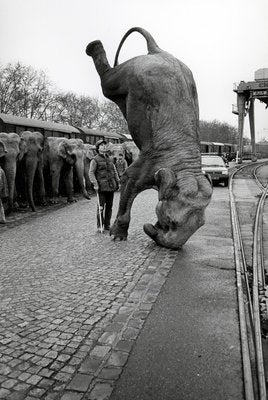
103, 141, 139, 167
0, 141, 8, 223
106, 142, 139, 166
86, 27, 212, 249
83, 143, 95, 194
122, 141, 139, 166
16, 131, 46, 212
0, 132, 26, 213
44, 137, 91, 203
106, 143, 125, 163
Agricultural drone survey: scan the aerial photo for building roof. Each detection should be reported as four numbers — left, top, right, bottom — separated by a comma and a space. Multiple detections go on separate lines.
0, 113, 80, 134
121, 133, 132, 140
79, 127, 123, 140
212, 142, 225, 146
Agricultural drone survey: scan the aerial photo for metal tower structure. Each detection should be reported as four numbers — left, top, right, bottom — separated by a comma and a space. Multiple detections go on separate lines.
233, 68, 268, 163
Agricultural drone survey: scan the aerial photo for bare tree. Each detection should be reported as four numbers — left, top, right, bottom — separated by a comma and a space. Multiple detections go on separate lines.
98, 100, 129, 135
0, 62, 54, 119
50, 92, 101, 128
200, 119, 238, 143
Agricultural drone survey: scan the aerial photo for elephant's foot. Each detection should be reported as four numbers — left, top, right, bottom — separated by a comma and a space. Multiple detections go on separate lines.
110, 218, 129, 241
49, 198, 58, 205
13, 201, 19, 210
83, 191, 91, 200
5, 205, 16, 215
35, 199, 47, 207
67, 198, 77, 203
18, 202, 28, 209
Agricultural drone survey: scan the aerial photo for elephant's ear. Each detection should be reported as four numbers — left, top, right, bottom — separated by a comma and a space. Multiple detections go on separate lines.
37, 144, 43, 157
58, 141, 69, 159
155, 168, 176, 200
105, 143, 113, 157
0, 140, 7, 158
86, 148, 95, 161
35, 132, 44, 150
76, 139, 84, 148
18, 137, 27, 160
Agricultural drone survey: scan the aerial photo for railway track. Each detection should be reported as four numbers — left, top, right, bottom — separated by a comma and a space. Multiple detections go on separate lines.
230, 161, 268, 399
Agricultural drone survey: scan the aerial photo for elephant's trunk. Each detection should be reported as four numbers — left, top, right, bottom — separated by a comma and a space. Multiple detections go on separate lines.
86, 40, 111, 78
75, 159, 90, 200
4, 159, 16, 212
25, 158, 38, 212
84, 160, 92, 193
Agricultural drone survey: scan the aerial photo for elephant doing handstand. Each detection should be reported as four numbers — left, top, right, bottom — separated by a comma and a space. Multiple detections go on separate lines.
86, 27, 212, 249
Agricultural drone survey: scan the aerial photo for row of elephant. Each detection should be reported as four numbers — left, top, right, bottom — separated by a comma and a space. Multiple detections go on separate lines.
0, 131, 139, 214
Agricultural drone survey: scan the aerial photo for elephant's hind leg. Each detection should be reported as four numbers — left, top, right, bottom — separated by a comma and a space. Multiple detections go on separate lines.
110, 180, 139, 240
0, 199, 6, 223
63, 167, 76, 203
37, 163, 46, 206
50, 164, 61, 204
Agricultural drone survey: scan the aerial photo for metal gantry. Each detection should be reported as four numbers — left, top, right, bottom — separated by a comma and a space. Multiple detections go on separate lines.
233, 68, 268, 163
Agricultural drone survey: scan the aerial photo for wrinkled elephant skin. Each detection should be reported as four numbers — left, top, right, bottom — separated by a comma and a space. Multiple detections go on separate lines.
86, 27, 212, 249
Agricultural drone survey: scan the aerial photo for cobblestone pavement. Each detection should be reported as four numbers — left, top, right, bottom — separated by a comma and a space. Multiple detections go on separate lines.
0, 190, 178, 400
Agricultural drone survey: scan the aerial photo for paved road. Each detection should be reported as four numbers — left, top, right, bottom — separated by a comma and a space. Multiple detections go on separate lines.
0, 190, 179, 400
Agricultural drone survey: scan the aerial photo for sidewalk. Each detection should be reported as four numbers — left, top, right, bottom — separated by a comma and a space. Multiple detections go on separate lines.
110, 188, 244, 400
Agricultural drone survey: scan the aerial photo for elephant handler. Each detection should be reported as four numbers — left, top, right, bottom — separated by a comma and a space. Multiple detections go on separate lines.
89, 140, 120, 232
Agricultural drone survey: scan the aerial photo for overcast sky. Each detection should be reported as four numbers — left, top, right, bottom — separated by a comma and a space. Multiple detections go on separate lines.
1, 0, 268, 140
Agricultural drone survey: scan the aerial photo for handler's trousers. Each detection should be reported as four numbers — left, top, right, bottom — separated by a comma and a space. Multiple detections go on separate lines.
97, 191, 114, 230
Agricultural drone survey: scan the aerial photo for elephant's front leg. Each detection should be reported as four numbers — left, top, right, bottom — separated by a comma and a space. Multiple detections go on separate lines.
110, 159, 154, 240
37, 162, 46, 206
110, 178, 139, 240
50, 163, 61, 204
63, 166, 76, 203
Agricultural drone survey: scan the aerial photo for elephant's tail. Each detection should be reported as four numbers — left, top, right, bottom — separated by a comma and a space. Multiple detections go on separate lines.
113, 27, 161, 67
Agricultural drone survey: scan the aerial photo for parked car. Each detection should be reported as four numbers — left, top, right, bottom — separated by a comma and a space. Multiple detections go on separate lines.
201, 154, 229, 187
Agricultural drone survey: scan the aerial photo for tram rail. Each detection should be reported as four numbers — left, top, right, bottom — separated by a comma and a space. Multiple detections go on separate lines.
229, 161, 268, 399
